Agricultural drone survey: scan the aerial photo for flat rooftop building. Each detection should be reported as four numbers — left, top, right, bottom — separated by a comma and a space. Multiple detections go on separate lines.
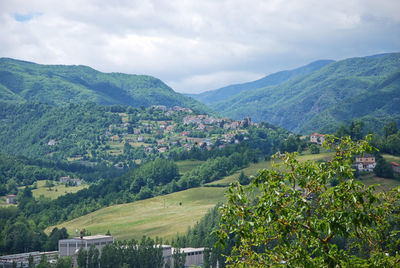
58, 235, 114, 257
0, 251, 58, 267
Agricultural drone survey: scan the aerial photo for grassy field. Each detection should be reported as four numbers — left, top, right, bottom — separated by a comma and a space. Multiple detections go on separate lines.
358, 175, 400, 193
383, 154, 400, 164
207, 152, 332, 186
31, 180, 88, 200
48, 187, 227, 241
47, 151, 400, 242
176, 160, 205, 174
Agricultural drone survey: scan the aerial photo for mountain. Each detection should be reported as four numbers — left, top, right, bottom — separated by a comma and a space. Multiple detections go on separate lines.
0, 58, 210, 113
189, 60, 334, 104
209, 53, 400, 134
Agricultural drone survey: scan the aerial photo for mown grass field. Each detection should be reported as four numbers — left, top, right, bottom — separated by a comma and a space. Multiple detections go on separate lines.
176, 160, 205, 174
48, 187, 227, 241
207, 152, 332, 185
358, 176, 400, 192
383, 154, 400, 164
31, 180, 88, 200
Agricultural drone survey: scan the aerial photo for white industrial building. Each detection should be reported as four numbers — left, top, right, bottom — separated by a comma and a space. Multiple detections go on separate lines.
58, 235, 114, 257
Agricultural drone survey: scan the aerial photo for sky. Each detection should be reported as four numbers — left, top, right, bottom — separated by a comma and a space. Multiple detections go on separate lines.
0, 0, 399, 94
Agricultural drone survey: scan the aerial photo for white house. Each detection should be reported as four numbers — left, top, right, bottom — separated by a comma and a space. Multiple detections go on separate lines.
310, 133, 325, 145
355, 154, 376, 172
6, 194, 17, 204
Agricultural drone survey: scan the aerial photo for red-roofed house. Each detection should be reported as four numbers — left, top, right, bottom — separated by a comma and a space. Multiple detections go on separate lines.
310, 133, 325, 145
392, 162, 400, 174
6, 195, 17, 204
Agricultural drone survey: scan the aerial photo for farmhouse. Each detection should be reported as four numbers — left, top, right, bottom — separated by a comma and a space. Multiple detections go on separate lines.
6, 194, 17, 204
59, 176, 82, 186
310, 133, 325, 145
392, 162, 400, 174
355, 154, 376, 172
158, 147, 168, 153
47, 139, 56, 146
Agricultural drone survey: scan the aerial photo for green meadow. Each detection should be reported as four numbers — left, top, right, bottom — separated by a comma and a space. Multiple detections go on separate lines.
31, 180, 88, 200
207, 152, 332, 185
48, 151, 400, 241
48, 187, 227, 241
176, 160, 205, 174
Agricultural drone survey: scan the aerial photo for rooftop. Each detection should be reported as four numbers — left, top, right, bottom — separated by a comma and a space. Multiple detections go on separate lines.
60, 235, 113, 242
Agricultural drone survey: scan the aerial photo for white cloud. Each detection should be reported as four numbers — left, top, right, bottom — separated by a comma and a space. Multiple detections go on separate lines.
0, 0, 399, 94
168, 71, 264, 93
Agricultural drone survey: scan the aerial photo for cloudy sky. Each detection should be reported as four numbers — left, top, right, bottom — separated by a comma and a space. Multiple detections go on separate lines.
1, 0, 399, 93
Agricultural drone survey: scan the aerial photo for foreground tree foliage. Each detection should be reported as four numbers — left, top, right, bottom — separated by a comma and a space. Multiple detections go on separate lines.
217, 136, 400, 267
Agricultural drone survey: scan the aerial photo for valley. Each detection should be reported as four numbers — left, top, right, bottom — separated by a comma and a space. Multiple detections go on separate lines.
0, 54, 399, 267
46, 152, 400, 241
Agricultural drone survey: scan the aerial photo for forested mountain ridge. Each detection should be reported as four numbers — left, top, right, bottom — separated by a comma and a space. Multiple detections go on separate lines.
188, 59, 334, 104
0, 58, 210, 113
209, 53, 400, 134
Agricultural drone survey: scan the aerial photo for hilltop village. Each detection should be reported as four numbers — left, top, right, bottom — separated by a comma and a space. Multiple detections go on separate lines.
59, 105, 257, 168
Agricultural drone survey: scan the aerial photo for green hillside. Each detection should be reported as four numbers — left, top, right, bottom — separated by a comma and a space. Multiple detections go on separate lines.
48, 187, 227, 241
0, 102, 121, 161
48, 152, 400, 241
0, 58, 210, 113
189, 60, 334, 104
210, 53, 400, 134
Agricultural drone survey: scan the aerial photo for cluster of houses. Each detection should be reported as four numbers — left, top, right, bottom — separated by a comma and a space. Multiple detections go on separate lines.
183, 114, 254, 131
100, 107, 255, 159
152, 105, 194, 115
1, 234, 207, 268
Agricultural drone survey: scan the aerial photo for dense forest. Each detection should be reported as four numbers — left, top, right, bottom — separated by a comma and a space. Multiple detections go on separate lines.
0, 102, 121, 160
0, 58, 210, 113
207, 53, 400, 134
189, 60, 334, 104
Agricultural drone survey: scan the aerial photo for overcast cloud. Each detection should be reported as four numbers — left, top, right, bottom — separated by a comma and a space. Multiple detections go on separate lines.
0, 0, 399, 93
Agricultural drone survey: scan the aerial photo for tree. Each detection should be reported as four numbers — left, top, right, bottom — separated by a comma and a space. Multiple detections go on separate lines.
87, 245, 99, 268
383, 121, 398, 138
374, 156, 394, 178
173, 248, 186, 268
217, 136, 400, 267
45, 180, 54, 188
45, 227, 69, 251
238, 171, 250, 185
28, 255, 34, 268
77, 247, 87, 268
55, 256, 73, 268
386, 134, 400, 155
309, 144, 320, 154
36, 254, 50, 268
